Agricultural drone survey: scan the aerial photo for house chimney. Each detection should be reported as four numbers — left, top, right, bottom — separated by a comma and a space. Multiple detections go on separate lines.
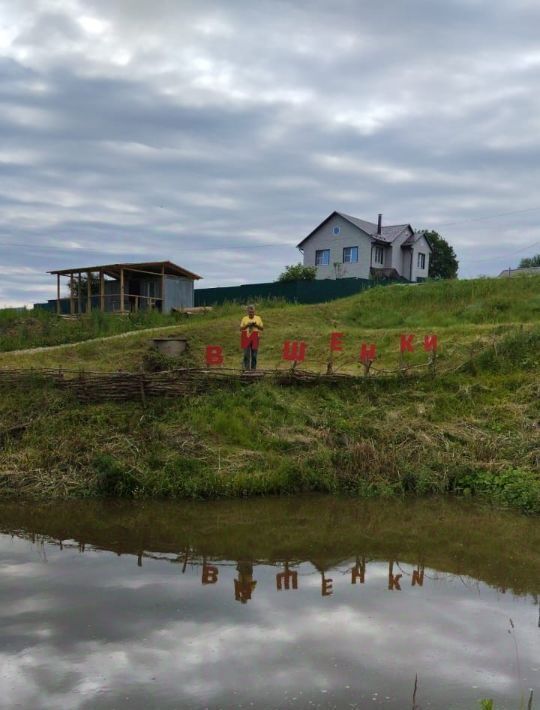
377, 213, 382, 235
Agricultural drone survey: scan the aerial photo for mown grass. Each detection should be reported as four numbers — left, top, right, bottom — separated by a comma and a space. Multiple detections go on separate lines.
1, 276, 539, 373
0, 276, 538, 509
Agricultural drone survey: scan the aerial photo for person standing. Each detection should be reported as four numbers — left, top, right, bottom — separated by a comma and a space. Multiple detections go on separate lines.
240, 304, 263, 370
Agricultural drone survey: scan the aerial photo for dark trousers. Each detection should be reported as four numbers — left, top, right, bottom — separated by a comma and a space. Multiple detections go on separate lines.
243, 345, 258, 370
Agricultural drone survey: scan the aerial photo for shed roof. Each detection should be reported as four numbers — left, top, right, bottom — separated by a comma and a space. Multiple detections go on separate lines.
49, 260, 202, 280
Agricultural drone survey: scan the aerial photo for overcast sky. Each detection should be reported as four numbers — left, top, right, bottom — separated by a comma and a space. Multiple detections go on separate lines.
1, 0, 540, 306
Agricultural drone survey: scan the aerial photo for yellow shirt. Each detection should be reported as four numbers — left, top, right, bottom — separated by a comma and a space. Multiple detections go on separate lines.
240, 315, 263, 333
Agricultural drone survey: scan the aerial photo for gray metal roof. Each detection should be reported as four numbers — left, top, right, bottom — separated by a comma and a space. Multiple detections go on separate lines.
337, 213, 410, 243
402, 231, 426, 247
297, 211, 413, 248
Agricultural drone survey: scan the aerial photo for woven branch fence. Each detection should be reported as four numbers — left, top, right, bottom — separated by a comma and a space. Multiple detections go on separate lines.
0, 353, 471, 404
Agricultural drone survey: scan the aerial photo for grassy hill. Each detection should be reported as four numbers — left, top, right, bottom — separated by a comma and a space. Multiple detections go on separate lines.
1, 275, 539, 372
0, 276, 539, 510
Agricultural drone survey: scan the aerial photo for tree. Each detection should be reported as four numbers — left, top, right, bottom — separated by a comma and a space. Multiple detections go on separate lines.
68, 274, 100, 297
423, 230, 459, 279
518, 254, 540, 268
277, 263, 317, 282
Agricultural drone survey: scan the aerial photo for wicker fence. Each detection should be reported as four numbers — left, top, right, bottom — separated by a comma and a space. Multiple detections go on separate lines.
0, 352, 467, 405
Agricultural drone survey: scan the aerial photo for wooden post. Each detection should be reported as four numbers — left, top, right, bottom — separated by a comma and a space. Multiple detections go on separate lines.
100, 270, 105, 312
87, 271, 92, 314
56, 274, 60, 315
77, 273, 82, 315
69, 273, 74, 315
161, 264, 165, 314
120, 268, 125, 313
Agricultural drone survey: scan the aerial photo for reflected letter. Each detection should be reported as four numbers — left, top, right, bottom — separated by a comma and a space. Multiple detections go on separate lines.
388, 561, 402, 591
412, 565, 425, 587
351, 557, 366, 584
321, 572, 333, 597
276, 565, 298, 591
202, 563, 219, 585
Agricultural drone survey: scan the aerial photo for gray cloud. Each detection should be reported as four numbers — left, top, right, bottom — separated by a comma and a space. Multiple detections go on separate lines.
1, 0, 540, 305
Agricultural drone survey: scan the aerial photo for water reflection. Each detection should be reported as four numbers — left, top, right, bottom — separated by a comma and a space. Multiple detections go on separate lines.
0, 497, 539, 710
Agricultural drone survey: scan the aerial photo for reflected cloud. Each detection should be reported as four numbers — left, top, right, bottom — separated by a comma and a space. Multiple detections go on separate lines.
0, 497, 539, 709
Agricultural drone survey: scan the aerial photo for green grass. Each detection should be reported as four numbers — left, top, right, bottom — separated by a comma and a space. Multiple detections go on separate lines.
0, 307, 184, 352
1, 276, 539, 372
0, 276, 539, 507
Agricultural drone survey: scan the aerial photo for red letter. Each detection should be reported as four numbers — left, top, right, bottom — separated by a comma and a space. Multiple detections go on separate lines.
400, 334, 415, 353
359, 343, 377, 363
202, 564, 219, 585
282, 341, 307, 362
205, 345, 223, 366
423, 335, 437, 352
329, 332, 344, 352
241, 331, 260, 350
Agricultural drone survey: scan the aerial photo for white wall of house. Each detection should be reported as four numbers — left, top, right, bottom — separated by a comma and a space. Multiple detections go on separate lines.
402, 248, 412, 281
301, 215, 432, 282
301, 214, 372, 279
370, 243, 392, 268
410, 235, 431, 281
390, 228, 413, 273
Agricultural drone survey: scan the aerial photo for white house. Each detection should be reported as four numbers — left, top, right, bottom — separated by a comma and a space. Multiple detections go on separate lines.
297, 211, 432, 282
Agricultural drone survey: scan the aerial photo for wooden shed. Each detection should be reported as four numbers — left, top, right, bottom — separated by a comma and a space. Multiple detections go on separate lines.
48, 261, 202, 315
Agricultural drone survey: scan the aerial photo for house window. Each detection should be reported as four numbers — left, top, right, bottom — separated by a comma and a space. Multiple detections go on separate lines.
374, 246, 384, 265
333, 226, 341, 235
343, 246, 358, 263
315, 249, 330, 266
417, 252, 426, 269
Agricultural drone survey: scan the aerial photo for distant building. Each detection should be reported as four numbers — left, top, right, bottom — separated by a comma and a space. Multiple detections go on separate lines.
297, 211, 432, 282
43, 261, 202, 315
498, 266, 540, 278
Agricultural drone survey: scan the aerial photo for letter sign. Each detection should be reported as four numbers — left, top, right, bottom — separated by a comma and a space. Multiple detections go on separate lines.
282, 341, 307, 362
359, 343, 376, 363
423, 335, 438, 352
205, 345, 223, 366
400, 334, 415, 353
329, 332, 344, 352
241, 331, 260, 350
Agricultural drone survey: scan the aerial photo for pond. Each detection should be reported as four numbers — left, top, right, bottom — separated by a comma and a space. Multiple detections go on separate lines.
0, 497, 538, 709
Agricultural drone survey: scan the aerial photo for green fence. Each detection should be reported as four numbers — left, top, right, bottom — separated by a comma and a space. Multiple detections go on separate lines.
194, 277, 390, 306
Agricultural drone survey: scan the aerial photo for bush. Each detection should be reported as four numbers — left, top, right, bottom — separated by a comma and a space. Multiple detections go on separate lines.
277, 264, 317, 282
